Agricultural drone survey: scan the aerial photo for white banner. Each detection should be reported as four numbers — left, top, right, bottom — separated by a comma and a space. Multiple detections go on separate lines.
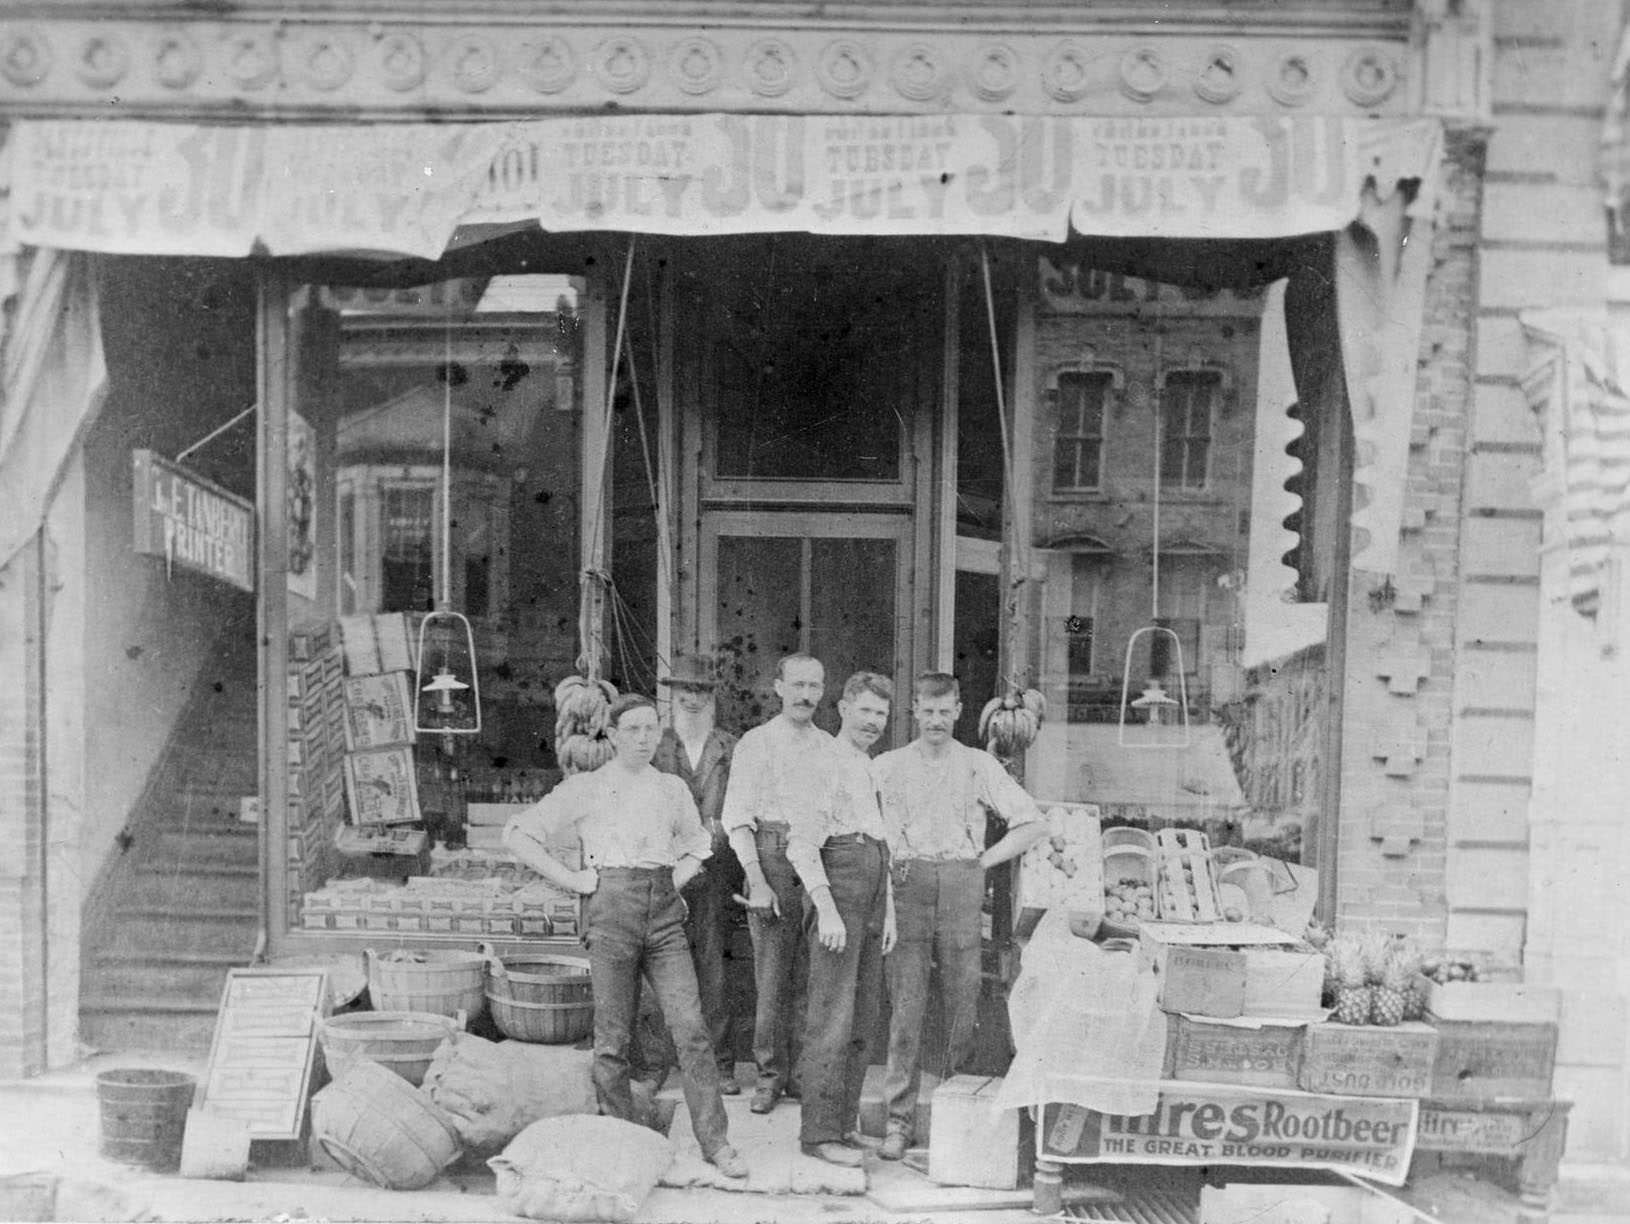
4, 115, 1441, 257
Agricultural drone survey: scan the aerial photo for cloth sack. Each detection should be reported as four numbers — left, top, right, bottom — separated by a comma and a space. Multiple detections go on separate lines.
994, 906, 1167, 1118
421, 1032, 597, 1153
489, 1114, 674, 1223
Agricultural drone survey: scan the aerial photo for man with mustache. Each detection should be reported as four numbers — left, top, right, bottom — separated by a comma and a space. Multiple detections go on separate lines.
722, 652, 828, 1115
785, 671, 898, 1166
871, 672, 1049, 1162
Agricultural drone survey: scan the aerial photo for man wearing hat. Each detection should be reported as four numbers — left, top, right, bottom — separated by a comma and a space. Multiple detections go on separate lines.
653, 654, 743, 1093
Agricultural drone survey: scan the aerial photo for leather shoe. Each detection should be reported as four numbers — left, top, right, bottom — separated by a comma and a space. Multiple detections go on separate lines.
709, 1145, 748, 1180
718, 1071, 741, 1096
843, 1130, 868, 1149
879, 1131, 909, 1161
801, 1141, 863, 1168
749, 1085, 781, 1114
784, 1080, 801, 1100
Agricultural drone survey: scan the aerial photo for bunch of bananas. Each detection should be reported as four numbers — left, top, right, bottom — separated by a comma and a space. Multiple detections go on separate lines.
978, 687, 1046, 757
553, 673, 619, 776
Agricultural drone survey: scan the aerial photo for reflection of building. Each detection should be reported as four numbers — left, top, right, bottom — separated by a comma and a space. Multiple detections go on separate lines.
0, 0, 1625, 1189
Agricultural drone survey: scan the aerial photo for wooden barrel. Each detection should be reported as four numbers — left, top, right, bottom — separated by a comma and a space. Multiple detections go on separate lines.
366, 949, 486, 1021
95, 1068, 196, 1170
319, 1011, 462, 1086
310, 1060, 461, 1191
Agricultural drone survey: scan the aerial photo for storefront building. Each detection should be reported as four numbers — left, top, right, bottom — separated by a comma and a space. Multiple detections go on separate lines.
0, 0, 1624, 1185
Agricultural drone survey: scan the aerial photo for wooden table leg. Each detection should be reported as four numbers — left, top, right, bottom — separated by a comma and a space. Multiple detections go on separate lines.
1516, 1103, 1569, 1224
1033, 1157, 1064, 1215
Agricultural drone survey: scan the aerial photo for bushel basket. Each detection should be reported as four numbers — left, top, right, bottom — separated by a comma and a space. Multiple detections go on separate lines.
366, 948, 487, 1021
483, 947, 593, 1044
319, 1010, 463, 1086
311, 1059, 462, 1191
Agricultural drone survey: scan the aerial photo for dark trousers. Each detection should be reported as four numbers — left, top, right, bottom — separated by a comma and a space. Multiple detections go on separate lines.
584, 867, 730, 1159
685, 833, 743, 1075
882, 858, 984, 1140
746, 823, 807, 1094
798, 837, 888, 1146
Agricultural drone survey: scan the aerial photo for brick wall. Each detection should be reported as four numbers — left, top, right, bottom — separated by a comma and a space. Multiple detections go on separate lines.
1332, 128, 1486, 946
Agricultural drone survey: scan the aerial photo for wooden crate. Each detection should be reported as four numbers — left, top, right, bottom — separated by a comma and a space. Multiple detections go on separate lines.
1429, 1020, 1558, 1101
1420, 977, 1561, 1024
1300, 1021, 1438, 1097
1241, 948, 1325, 1019
1165, 1016, 1303, 1088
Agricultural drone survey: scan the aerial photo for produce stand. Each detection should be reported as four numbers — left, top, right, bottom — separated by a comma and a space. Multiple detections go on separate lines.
1005, 804, 1571, 1223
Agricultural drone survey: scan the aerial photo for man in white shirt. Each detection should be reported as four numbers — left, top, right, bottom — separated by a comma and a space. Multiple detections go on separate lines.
789, 672, 898, 1167
721, 652, 829, 1114
505, 694, 747, 1179
872, 672, 1049, 1161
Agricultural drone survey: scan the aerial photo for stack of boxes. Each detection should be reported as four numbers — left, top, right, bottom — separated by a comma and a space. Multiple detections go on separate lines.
337, 614, 422, 830
286, 628, 347, 921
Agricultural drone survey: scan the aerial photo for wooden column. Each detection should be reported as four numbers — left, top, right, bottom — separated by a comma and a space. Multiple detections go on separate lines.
578, 262, 611, 678
257, 268, 292, 956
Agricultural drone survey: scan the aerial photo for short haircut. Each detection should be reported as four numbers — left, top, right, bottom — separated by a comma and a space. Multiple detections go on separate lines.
607, 693, 658, 728
913, 671, 960, 701
777, 652, 822, 680
842, 672, 894, 704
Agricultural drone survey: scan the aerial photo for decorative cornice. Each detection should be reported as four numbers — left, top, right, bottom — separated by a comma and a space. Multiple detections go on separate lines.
0, 16, 1414, 121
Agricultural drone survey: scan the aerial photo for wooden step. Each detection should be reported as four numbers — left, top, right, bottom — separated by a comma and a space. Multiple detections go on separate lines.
83, 958, 237, 1001
79, 1002, 218, 1056
104, 912, 260, 959
150, 827, 259, 867
127, 867, 259, 911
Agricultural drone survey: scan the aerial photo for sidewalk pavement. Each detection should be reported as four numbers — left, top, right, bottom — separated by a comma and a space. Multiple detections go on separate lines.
3, 1050, 1625, 1223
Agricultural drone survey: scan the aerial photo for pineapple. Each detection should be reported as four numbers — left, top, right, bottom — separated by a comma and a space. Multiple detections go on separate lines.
1372, 949, 1411, 1027
1332, 937, 1372, 1025
1360, 929, 1392, 1025
1387, 935, 1427, 1021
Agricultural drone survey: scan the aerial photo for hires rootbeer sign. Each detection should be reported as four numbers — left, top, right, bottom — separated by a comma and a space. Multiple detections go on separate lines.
133, 450, 255, 592
1041, 1082, 1419, 1186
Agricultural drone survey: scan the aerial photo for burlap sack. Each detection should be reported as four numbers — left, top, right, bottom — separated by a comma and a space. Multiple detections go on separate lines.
421, 1032, 597, 1152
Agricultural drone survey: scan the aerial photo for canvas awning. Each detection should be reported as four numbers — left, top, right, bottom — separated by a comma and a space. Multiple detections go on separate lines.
3, 114, 1440, 258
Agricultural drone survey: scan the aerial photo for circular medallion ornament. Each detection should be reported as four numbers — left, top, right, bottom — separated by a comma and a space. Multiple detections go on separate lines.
448, 34, 501, 93
1193, 44, 1241, 105
223, 29, 278, 90
299, 32, 354, 92
818, 39, 873, 100
152, 30, 202, 90
969, 43, 1018, 103
1342, 47, 1398, 107
75, 32, 129, 89
891, 42, 946, 103
1267, 52, 1316, 107
744, 37, 795, 98
1119, 45, 1168, 102
1043, 42, 1092, 104
670, 36, 723, 95
378, 32, 427, 92
517, 35, 576, 94
594, 36, 650, 94
0, 27, 51, 88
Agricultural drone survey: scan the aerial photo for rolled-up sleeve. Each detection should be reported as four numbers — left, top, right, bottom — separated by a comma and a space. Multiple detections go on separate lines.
786, 815, 831, 891
504, 783, 580, 851
975, 752, 1043, 828
720, 727, 766, 834
668, 778, 713, 863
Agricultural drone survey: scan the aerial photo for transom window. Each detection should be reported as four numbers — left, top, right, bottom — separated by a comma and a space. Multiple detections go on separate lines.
1053, 370, 1113, 492
1160, 370, 1220, 491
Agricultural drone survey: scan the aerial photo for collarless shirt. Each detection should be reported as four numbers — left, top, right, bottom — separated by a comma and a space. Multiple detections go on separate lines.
720, 715, 838, 835
506, 762, 711, 870
786, 736, 891, 892
873, 739, 1042, 863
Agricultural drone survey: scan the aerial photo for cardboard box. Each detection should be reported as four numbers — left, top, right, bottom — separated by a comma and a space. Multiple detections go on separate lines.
1166, 1016, 1304, 1088
1200, 1182, 1417, 1224
928, 1076, 1022, 1190
343, 747, 422, 826
1299, 1022, 1438, 1097
1420, 977, 1561, 1024
1013, 802, 1103, 935
1429, 1020, 1558, 1101
342, 672, 417, 750
1140, 923, 1321, 1020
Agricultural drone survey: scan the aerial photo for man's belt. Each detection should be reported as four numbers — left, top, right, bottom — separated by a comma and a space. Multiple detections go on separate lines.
824, 832, 886, 847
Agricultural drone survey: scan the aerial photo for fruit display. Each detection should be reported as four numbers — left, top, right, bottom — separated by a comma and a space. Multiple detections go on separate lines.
1321, 930, 1428, 1026
1154, 829, 1222, 922
552, 672, 618, 776
978, 687, 1046, 757
1043, 833, 1085, 879
1420, 956, 1482, 984
1103, 876, 1158, 924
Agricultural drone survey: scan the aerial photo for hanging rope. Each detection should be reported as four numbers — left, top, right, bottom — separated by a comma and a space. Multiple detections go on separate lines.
439, 314, 454, 612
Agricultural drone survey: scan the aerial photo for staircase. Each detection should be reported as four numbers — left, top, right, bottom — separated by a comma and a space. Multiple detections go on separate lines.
80, 629, 262, 1054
